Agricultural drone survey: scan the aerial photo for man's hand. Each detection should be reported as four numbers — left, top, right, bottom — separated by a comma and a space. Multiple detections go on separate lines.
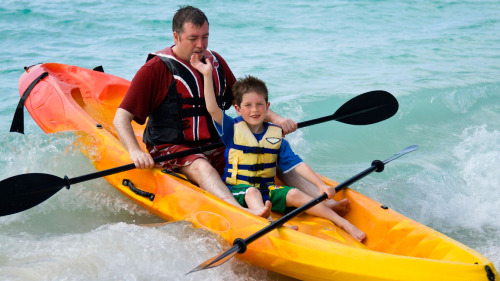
130, 149, 155, 169
266, 109, 297, 135
114, 108, 155, 169
275, 117, 298, 135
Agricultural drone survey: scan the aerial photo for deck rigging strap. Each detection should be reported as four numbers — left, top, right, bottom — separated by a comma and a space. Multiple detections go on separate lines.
10, 71, 49, 134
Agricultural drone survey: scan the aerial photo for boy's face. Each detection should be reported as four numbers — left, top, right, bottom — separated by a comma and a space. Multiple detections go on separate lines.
234, 91, 270, 128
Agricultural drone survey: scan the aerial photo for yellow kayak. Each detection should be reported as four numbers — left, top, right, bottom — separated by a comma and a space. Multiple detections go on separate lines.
14, 63, 498, 281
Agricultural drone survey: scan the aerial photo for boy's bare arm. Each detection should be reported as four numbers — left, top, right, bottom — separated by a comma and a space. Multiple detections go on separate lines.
190, 55, 223, 124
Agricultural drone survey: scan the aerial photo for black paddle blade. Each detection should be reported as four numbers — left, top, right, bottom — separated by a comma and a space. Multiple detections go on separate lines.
0, 173, 67, 216
296, 90, 398, 128
333, 90, 398, 125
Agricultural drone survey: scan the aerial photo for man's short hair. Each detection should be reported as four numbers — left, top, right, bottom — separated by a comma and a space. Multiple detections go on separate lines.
172, 5, 208, 34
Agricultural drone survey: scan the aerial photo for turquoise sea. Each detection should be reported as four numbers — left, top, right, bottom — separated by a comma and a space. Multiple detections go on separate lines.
1, 1, 499, 280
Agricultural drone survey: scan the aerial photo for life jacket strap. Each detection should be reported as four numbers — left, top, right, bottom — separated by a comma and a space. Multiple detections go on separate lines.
232, 144, 279, 154
235, 163, 276, 171
224, 172, 274, 186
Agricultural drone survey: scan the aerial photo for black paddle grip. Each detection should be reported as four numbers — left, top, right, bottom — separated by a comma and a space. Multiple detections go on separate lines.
233, 238, 247, 254
371, 160, 385, 172
63, 176, 71, 189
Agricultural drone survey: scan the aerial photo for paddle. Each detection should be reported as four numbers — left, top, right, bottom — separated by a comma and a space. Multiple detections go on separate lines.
0, 90, 397, 216
188, 145, 419, 274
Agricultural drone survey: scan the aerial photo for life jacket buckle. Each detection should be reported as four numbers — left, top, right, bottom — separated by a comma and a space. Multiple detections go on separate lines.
247, 177, 261, 184
250, 164, 264, 171
250, 147, 264, 154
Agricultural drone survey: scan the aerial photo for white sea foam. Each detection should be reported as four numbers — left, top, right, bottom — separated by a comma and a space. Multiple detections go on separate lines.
452, 125, 500, 229
0, 222, 271, 281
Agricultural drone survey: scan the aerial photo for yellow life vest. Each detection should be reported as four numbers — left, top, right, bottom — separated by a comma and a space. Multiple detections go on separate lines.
223, 120, 282, 188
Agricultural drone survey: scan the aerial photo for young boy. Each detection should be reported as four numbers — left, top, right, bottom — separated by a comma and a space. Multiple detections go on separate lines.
191, 55, 366, 241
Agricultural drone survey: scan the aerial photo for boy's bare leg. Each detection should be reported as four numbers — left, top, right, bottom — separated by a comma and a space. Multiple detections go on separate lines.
286, 189, 365, 242
278, 169, 351, 216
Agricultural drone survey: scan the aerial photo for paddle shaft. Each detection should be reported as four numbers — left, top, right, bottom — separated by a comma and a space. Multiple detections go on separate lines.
188, 145, 418, 273
0, 90, 398, 217
66, 114, 325, 187
188, 160, 384, 266
243, 160, 383, 245
67, 100, 388, 187
242, 146, 418, 247
67, 142, 224, 187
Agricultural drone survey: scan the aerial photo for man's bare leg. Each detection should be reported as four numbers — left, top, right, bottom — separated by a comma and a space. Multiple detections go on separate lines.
277, 168, 351, 216
179, 158, 270, 218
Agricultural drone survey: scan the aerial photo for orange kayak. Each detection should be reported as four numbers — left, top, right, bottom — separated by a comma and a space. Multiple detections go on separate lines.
18, 62, 498, 281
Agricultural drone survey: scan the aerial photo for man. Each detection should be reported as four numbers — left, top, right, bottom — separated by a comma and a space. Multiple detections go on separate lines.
113, 5, 349, 217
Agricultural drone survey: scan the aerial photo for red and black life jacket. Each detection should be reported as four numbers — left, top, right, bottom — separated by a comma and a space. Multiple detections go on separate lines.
143, 48, 232, 146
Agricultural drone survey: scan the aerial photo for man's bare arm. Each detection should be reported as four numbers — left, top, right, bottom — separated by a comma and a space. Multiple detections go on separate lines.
266, 109, 297, 135
113, 108, 154, 169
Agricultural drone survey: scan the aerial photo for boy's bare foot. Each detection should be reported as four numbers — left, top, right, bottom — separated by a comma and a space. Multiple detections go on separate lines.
248, 200, 272, 218
326, 198, 351, 216
260, 200, 272, 218
341, 222, 366, 242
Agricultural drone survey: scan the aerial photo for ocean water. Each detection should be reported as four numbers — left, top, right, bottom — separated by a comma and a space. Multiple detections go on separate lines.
1, 0, 499, 280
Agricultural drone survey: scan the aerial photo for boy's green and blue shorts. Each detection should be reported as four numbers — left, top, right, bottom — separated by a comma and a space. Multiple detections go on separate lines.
229, 184, 294, 214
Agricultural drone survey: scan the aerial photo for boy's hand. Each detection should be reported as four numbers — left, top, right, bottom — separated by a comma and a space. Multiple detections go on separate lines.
318, 184, 336, 199
190, 54, 212, 76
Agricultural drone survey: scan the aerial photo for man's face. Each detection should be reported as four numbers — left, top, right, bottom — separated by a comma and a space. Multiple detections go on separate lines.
173, 21, 209, 62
